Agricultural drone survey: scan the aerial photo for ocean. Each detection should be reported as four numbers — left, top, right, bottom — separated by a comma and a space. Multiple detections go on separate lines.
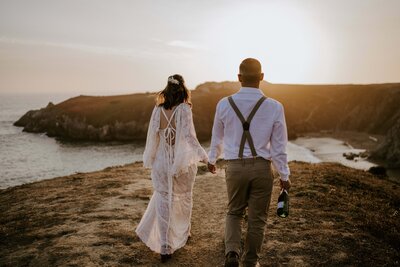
0, 93, 144, 189
0, 94, 376, 189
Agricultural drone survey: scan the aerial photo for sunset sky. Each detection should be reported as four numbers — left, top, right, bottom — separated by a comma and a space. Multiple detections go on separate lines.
0, 0, 399, 95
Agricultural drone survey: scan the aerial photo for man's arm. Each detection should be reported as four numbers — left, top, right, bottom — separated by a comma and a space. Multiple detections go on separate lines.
208, 101, 224, 173
270, 103, 291, 189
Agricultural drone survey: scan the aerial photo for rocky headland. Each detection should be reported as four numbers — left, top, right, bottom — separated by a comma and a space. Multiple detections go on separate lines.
0, 161, 399, 266
14, 82, 400, 167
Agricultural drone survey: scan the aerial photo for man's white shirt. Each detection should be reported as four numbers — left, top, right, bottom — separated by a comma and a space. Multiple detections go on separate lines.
208, 87, 290, 181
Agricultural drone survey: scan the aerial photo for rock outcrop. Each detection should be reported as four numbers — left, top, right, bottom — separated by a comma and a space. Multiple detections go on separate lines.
371, 118, 400, 168
14, 94, 154, 141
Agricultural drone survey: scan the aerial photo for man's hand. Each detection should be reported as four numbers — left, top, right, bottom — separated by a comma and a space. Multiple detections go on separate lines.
280, 179, 291, 191
208, 163, 216, 174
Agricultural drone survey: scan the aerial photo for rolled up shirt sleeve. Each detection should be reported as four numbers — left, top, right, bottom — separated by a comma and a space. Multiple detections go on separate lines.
270, 103, 290, 181
208, 101, 224, 165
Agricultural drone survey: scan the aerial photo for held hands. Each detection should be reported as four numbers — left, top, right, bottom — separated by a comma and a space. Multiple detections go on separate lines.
280, 179, 291, 191
201, 159, 216, 174
207, 163, 217, 174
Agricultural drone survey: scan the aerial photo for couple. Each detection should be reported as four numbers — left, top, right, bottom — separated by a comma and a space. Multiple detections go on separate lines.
136, 58, 291, 267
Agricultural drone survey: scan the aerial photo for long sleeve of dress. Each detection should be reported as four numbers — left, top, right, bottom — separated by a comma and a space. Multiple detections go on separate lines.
182, 105, 208, 162
172, 104, 208, 176
143, 106, 160, 169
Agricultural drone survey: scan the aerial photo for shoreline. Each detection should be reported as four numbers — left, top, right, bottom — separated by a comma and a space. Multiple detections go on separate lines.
1, 161, 399, 266
11, 82, 400, 169
1, 131, 398, 190
291, 131, 400, 184
295, 131, 385, 151
293, 131, 400, 183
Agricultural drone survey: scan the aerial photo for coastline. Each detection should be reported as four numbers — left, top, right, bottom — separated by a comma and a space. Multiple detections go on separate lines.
12, 83, 400, 169
2, 131, 398, 189
295, 131, 384, 152
1, 161, 399, 266
293, 131, 400, 183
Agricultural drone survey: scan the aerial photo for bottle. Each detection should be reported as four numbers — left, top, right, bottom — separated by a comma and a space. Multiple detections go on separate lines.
277, 189, 289, 218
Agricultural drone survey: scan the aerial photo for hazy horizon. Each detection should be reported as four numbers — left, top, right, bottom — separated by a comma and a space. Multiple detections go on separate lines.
1, 0, 399, 95
1, 80, 400, 97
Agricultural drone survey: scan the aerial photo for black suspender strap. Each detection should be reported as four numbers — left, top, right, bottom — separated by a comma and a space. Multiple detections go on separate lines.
228, 96, 266, 158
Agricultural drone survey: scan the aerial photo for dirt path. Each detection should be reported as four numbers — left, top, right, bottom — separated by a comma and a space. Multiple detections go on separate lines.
1, 161, 399, 266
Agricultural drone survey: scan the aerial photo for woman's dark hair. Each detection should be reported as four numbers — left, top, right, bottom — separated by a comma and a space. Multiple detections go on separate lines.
156, 74, 191, 109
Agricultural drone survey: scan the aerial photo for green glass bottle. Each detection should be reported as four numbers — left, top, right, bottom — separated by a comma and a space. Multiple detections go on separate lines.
277, 189, 289, 218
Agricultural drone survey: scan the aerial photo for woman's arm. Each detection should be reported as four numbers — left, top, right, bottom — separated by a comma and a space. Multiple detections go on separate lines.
143, 106, 160, 168
182, 104, 208, 163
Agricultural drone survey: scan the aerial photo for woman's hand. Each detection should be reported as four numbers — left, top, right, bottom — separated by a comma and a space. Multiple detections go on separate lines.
207, 163, 217, 174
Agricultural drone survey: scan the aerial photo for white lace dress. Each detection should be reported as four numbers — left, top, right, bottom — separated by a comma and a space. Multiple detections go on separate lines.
136, 103, 208, 254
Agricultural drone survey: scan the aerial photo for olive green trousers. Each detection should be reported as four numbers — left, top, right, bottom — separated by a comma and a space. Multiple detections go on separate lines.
224, 157, 274, 266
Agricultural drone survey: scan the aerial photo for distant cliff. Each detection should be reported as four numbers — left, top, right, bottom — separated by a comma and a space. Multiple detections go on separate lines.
371, 118, 400, 168
14, 82, 400, 166
14, 94, 157, 141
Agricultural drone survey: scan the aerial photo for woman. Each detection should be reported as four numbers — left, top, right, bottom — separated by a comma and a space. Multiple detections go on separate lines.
136, 74, 208, 262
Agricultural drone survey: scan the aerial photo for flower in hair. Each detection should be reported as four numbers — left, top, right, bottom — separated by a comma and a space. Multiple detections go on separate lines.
168, 76, 180, 85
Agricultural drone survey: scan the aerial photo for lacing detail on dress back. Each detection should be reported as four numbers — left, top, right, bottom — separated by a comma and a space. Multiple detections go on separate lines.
160, 108, 177, 144
160, 107, 177, 166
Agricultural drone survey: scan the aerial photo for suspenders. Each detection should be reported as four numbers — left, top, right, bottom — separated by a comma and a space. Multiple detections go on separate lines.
228, 96, 266, 159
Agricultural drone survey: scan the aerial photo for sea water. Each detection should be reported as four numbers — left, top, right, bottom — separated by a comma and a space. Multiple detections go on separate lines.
0, 94, 144, 189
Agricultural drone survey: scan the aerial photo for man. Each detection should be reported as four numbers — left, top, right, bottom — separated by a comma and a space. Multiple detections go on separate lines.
208, 58, 291, 267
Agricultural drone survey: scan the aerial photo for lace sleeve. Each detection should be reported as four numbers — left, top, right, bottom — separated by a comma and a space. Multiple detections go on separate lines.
142, 106, 160, 168
171, 104, 208, 176
182, 104, 208, 162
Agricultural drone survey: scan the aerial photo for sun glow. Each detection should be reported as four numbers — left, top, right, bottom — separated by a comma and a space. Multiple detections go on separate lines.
1, 0, 399, 94
204, 2, 329, 83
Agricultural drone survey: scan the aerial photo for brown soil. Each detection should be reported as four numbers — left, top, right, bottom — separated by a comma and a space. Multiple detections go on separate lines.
0, 161, 399, 266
